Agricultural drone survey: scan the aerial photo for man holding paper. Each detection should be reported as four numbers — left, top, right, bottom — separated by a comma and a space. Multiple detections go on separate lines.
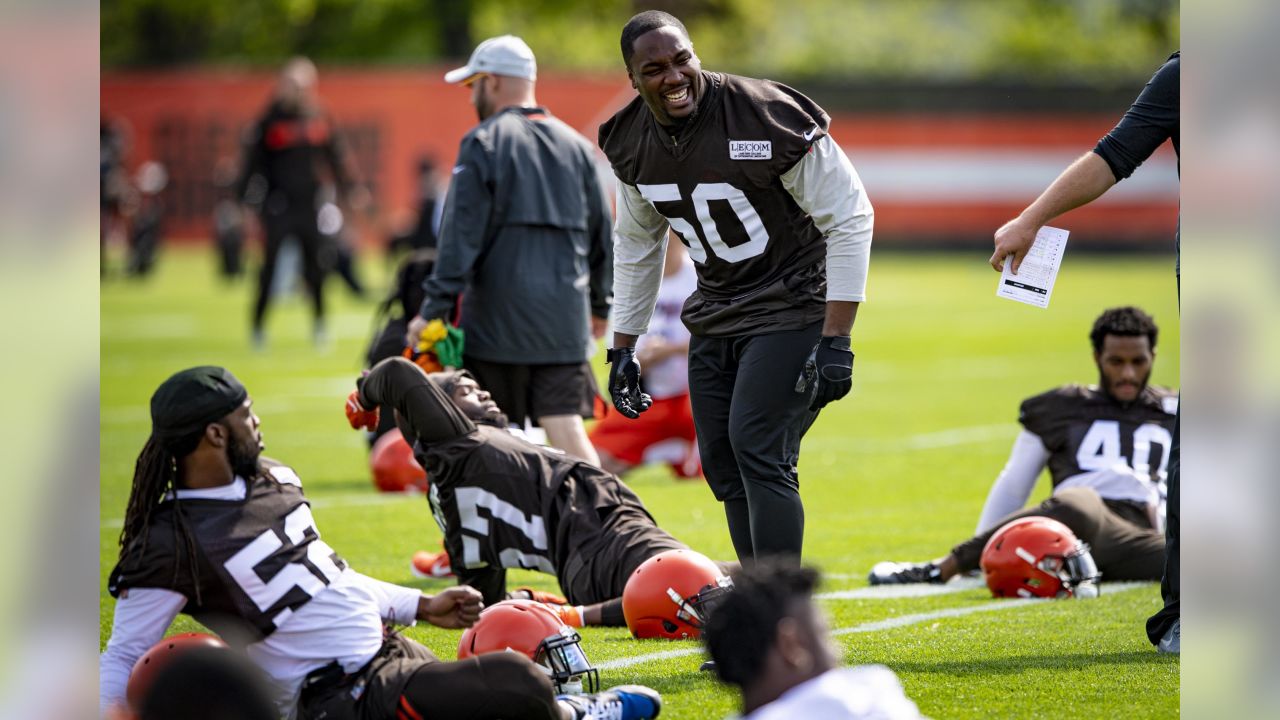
989, 51, 1180, 655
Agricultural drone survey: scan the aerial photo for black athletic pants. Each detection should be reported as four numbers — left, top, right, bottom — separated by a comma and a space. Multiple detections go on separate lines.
253, 208, 331, 333
299, 634, 562, 720
1146, 407, 1179, 644
950, 486, 1165, 581
688, 321, 823, 561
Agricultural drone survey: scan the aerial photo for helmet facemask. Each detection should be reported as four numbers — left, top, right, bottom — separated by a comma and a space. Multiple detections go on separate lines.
668, 575, 734, 630
1018, 541, 1102, 598
536, 627, 599, 694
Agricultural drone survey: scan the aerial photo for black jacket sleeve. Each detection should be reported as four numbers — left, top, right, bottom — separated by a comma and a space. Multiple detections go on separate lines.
359, 357, 476, 445
1093, 52, 1179, 181
420, 134, 493, 322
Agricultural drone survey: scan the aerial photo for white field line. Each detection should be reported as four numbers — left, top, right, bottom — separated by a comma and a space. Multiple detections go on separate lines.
596, 582, 1148, 670
817, 576, 988, 599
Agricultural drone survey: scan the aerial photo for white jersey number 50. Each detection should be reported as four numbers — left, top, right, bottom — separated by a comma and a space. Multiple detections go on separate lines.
637, 182, 769, 264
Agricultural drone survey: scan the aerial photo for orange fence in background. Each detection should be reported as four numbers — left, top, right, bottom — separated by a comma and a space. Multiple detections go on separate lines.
102, 69, 1178, 249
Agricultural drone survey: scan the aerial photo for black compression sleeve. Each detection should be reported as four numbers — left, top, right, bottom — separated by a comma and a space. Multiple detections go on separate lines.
360, 357, 477, 445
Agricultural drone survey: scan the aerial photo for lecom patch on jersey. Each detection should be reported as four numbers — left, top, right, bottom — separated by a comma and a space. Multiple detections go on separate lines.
729, 140, 772, 160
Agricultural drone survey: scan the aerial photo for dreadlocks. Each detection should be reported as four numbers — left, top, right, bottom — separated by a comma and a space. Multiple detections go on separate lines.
118, 366, 251, 607
118, 432, 206, 605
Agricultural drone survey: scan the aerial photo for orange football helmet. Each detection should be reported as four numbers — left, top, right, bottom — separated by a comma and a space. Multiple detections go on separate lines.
126, 633, 229, 710
622, 549, 733, 640
369, 428, 428, 493
981, 516, 1101, 599
457, 599, 598, 693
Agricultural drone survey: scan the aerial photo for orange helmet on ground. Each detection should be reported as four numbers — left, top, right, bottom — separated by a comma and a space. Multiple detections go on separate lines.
457, 599, 599, 693
126, 633, 229, 710
370, 428, 428, 493
981, 516, 1101, 599
622, 549, 733, 640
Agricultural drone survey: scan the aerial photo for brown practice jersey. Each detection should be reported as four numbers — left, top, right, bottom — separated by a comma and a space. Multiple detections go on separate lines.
108, 460, 349, 644
361, 358, 683, 606
599, 71, 832, 337
1019, 384, 1178, 489
422, 427, 684, 606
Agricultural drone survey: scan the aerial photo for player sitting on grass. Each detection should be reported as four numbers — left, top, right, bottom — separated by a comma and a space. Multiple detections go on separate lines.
100, 366, 661, 720
589, 239, 701, 479
704, 561, 923, 719
347, 356, 735, 628
870, 306, 1175, 586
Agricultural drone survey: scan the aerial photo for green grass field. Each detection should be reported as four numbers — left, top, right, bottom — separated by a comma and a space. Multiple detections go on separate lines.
101, 247, 1180, 718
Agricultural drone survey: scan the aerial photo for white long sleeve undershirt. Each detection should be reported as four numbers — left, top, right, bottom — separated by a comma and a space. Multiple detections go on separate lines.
780, 135, 874, 303
100, 570, 422, 719
975, 430, 1051, 534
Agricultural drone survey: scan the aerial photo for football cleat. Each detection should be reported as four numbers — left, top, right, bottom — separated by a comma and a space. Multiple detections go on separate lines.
558, 685, 662, 720
1157, 619, 1180, 654
868, 561, 943, 585
410, 550, 453, 579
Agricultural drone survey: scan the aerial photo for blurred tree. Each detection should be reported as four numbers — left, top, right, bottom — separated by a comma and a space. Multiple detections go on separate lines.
101, 0, 1178, 83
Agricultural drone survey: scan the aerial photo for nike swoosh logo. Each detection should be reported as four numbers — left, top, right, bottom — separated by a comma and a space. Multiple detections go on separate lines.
803, 125, 820, 142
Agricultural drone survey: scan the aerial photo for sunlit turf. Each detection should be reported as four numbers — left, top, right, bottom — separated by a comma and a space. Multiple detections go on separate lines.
101, 247, 1179, 718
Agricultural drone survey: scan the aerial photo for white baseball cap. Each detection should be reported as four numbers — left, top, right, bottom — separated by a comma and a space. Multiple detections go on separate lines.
444, 35, 537, 84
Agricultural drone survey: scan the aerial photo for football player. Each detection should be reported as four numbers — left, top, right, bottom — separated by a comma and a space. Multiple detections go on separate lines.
869, 307, 1176, 586
704, 561, 924, 719
599, 11, 873, 563
100, 366, 662, 720
349, 357, 736, 628
589, 239, 700, 479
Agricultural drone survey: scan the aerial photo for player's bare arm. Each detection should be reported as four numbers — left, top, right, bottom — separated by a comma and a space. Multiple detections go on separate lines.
991, 151, 1116, 274
417, 585, 484, 629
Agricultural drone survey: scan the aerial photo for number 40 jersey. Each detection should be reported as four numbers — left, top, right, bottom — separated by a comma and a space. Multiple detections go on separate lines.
1020, 384, 1178, 503
600, 71, 872, 338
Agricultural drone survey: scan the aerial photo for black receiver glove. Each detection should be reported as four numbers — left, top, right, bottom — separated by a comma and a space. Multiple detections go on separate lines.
606, 347, 652, 419
796, 336, 854, 411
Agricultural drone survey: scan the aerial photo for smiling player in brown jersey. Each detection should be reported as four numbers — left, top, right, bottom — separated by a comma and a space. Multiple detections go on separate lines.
599, 10, 874, 565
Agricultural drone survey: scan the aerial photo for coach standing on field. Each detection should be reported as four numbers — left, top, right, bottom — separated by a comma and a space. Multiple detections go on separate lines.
407, 36, 613, 466
599, 11, 873, 563
990, 51, 1180, 655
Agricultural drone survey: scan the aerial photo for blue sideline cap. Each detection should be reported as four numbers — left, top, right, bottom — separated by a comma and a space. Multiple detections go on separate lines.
444, 35, 537, 84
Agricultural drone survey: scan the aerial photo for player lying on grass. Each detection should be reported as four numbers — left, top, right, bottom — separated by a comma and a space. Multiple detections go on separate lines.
101, 366, 661, 720
870, 306, 1176, 586
705, 561, 923, 719
347, 356, 736, 628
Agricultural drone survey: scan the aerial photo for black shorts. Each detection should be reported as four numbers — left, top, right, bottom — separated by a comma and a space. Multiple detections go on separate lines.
299, 633, 561, 720
464, 356, 598, 426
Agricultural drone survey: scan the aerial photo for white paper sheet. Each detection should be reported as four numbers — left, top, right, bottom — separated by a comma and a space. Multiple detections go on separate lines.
996, 226, 1069, 308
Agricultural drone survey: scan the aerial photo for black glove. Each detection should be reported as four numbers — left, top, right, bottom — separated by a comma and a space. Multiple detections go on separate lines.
796, 336, 854, 411
606, 347, 652, 419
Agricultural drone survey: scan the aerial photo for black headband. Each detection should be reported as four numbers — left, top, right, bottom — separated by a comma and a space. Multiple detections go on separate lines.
426, 369, 475, 398
150, 366, 248, 445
